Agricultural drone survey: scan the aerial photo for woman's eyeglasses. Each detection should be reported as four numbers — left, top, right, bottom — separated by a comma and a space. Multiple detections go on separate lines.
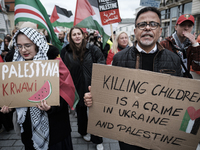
16, 43, 34, 51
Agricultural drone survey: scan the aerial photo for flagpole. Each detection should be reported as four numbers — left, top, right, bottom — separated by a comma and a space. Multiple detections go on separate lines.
2, 12, 9, 34
1, 3, 9, 34
110, 24, 114, 45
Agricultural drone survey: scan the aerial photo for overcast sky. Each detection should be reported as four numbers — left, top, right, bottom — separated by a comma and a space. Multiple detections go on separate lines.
40, 0, 141, 19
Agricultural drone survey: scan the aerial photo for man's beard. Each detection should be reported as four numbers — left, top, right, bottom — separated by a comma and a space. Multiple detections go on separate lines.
140, 39, 154, 47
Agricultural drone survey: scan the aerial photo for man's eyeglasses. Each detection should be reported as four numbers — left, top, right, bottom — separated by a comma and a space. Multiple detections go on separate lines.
136, 21, 161, 30
16, 43, 34, 51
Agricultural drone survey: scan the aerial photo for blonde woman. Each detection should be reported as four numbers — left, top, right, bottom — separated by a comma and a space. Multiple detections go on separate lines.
106, 31, 133, 65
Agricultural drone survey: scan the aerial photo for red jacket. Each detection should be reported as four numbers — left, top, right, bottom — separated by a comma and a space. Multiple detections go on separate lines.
0, 55, 4, 62
106, 48, 120, 65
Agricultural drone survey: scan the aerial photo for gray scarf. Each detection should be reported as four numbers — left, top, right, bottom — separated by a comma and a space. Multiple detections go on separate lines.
172, 32, 191, 58
13, 27, 49, 150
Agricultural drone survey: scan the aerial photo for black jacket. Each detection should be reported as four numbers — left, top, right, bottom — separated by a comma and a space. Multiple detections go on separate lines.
113, 42, 182, 77
61, 43, 106, 106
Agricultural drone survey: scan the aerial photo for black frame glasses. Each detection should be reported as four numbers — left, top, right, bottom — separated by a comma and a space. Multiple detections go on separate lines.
136, 21, 161, 30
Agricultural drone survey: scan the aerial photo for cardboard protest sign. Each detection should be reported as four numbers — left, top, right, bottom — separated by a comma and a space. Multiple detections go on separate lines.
0, 60, 60, 108
88, 64, 200, 150
98, 0, 121, 25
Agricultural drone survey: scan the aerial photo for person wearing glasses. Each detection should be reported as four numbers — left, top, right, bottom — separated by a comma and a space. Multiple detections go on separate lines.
1, 27, 75, 150
160, 14, 200, 79
84, 7, 182, 150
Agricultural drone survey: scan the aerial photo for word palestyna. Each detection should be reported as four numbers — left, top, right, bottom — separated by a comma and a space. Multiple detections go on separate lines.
1, 61, 59, 80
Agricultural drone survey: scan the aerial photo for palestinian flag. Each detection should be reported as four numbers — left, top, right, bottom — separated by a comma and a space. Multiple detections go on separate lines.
50, 5, 73, 28
53, 27, 61, 34
14, 0, 62, 51
74, 0, 117, 48
56, 57, 79, 110
180, 106, 200, 135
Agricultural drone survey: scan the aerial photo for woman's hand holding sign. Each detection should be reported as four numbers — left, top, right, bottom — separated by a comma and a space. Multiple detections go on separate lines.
84, 86, 93, 107
36, 100, 51, 111
0, 106, 13, 113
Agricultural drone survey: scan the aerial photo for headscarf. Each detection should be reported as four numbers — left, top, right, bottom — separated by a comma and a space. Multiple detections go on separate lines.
13, 27, 49, 61
12, 27, 49, 150
172, 32, 191, 73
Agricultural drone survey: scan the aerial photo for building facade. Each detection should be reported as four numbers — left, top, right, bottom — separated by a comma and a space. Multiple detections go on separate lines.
0, 0, 11, 38
158, 0, 200, 39
115, 18, 135, 42
191, 0, 200, 37
4, 0, 15, 34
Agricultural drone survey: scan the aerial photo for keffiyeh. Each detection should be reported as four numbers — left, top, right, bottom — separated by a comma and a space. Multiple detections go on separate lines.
13, 27, 49, 150
172, 32, 190, 72
12, 27, 49, 61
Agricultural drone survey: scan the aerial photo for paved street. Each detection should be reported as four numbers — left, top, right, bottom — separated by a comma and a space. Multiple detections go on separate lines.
0, 112, 120, 150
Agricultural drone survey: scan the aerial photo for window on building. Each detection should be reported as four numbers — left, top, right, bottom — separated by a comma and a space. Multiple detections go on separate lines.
165, 22, 170, 27
183, 2, 192, 14
161, 10, 165, 19
165, 9, 170, 19
170, 6, 178, 18
0, 29, 6, 32
171, 21, 176, 33
161, 23, 165, 28
161, 26, 168, 38
179, 5, 183, 15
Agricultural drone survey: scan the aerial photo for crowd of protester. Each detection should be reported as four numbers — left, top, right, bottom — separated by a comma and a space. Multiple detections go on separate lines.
0, 6, 200, 150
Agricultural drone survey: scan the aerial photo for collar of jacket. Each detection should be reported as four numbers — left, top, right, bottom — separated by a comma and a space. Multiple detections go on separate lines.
134, 41, 165, 52
165, 35, 177, 47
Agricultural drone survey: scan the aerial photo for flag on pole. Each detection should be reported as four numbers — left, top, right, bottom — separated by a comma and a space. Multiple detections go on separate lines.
50, 5, 74, 28
56, 57, 79, 110
14, 0, 62, 51
53, 26, 61, 34
74, 0, 118, 48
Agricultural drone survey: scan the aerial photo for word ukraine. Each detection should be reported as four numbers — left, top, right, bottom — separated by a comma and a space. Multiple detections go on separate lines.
2, 61, 59, 80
